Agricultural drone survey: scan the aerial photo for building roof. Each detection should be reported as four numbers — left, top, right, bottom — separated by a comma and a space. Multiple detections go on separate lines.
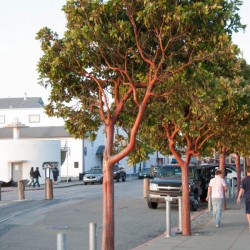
0, 97, 44, 109
0, 126, 72, 139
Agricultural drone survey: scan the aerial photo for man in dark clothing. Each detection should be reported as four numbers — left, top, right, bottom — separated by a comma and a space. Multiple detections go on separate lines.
33, 167, 41, 188
237, 165, 250, 228
28, 167, 35, 187
52, 167, 59, 184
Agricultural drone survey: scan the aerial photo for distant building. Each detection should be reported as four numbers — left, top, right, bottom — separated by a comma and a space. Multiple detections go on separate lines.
0, 95, 169, 183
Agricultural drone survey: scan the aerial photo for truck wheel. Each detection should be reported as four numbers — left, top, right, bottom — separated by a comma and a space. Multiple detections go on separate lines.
122, 174, 126, 182
191, 196, 199, 211
147, 199, 158, 209
116, 174, 120, 182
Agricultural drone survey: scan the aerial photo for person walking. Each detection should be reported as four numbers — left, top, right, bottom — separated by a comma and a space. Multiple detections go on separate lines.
52, 167, 59, 184
237, 165, 250, 228
33, 167, 41, 188
28, 167, 35, 187
206, 169, 227, 228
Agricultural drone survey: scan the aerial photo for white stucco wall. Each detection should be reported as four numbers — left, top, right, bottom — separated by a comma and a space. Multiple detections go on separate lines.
60, 138, 84, 179
0, 108, 64, 128
0, 139, 60, 184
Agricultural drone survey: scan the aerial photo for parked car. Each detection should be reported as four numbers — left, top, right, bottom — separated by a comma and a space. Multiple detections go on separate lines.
147, 164, 201, 211
113, 165, 126, 182
83, 168, 103, 185
138, 167, 154, 179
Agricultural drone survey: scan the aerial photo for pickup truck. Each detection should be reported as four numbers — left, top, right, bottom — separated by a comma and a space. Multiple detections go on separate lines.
147, 164, 201, 211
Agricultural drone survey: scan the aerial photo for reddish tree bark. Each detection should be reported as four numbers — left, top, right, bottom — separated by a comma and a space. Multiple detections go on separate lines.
219, 146, 226, 177
235, 153, 241, 196
180, 160, 191, 235
167, 130, 192, 235
246, 157, 250, 170
219, 146, 227, 209
100, 90, 151, 250
102, 160, 114, 250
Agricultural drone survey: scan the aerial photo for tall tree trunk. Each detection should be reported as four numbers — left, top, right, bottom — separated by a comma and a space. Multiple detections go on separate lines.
246, 156, 250, 169
219, 146, 226, 209
235, 153, 241, 196
102, 159, 114, 250
181, 163, 191, 235
168, 143, 192, 235
102, 125, 115, 250
219, 146, 226, 177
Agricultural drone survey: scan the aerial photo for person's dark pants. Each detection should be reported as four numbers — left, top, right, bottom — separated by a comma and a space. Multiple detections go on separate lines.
33, 178, 40, 187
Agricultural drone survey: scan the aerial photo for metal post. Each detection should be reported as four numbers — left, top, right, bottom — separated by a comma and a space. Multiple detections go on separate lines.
18, 180, 25, 200
165, 196, 173, 237
177, 196, 182, 232
208, 191, 212, 212
0, 181, 2, 201
227, 178, 231, 198
143, 178, 149, 199
67, 149, 69, 182
231, 179, 235, 198
89, 222, 97, 250
45, 178, 53, 200
57, 233, 66, 250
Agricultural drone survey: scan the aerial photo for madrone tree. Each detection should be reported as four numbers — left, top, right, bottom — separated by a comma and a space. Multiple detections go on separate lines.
36, 0, 244, 248
138, 55, 250, 234
206, 59, 250, 194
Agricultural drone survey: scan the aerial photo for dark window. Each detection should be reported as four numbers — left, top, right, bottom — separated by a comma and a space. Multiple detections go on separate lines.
74, 162, 79, 168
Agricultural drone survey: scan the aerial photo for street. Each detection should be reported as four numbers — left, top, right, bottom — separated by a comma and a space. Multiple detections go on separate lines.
0, 179, 205, 250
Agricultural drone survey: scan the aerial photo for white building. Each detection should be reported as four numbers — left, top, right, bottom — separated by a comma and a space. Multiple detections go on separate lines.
0, 95, 169, 184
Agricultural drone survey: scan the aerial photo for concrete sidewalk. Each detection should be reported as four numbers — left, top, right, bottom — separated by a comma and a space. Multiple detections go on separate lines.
132, 198, 249, 250
0, 179, 84, 192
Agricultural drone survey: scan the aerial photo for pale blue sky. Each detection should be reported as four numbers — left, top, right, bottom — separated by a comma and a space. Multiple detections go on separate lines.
0, 0, 249, 101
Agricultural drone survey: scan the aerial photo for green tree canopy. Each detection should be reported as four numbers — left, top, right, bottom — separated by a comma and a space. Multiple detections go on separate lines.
36, 0, 245, 247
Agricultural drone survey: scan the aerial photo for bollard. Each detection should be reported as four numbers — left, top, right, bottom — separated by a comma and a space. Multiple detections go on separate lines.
231, 179, 235, 198
57, 233, 66, 250
45, 178, 53, 200
143, 178, 149, 199
165, 196, 173, 237
0, 181, 2, 201
228, 182, 231, 198
208, 191, 212, 212
89, 222, 97, 250
18, 180, 25, 200
177, 196, 182, 232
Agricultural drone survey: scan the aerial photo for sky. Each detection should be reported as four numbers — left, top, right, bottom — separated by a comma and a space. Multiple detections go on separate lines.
0, 0, 249, 102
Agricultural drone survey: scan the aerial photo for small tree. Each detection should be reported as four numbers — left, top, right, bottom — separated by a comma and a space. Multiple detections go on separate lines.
139, 56, 249, 234
212, 59, 250, 192
36, 0, 244, 247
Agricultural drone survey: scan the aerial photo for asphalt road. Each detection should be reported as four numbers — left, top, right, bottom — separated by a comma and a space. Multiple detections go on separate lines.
0, 180, 206, 250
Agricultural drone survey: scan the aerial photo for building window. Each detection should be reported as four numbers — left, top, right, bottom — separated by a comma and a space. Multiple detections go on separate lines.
29, 114, 40, 123
0, 115, 5, 124
74, 162, 79, 168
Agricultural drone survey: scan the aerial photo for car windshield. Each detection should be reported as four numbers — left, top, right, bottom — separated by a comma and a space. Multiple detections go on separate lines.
157, 166, 194, 177
89, 169, 102, 174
